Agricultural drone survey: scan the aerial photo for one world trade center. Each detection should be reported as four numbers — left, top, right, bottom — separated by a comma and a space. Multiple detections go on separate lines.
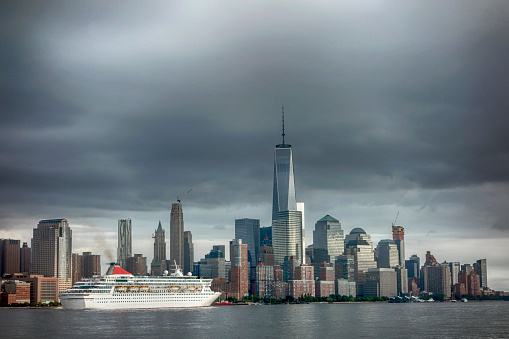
272, 108, 304, 266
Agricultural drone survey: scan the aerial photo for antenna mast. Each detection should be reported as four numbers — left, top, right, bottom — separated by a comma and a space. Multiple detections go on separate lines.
282, 106, 285, 145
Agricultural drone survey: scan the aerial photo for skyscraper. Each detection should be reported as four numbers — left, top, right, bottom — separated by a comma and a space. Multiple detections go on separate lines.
183, 231, 194, 275
31, 218, 72, 293
271, 109, 304, 267
272, 108, 297, 222
153, 221, 166, 262
81, 252, 101, 278
151, 221, 166, 276
0, 239, 20, 276
421, 260, 452, 299
170, 202, 184, 267
474, 258, 487, 288
313, 215, 344, 265
117, 219, 132, 270
235, 218, 260, 267
229, 239, 249, 300
406, 254, 420, 279
273, 210, 303, 266
375, 239, 399, 268
20, 242, 31, 273
392, 225, 405, 267
344, 228, 377, 296
448, 261, 460, 286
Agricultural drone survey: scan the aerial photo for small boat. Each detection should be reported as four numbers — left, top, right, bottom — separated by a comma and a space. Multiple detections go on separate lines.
214, 301, 233, 306
461, 298, 468, 302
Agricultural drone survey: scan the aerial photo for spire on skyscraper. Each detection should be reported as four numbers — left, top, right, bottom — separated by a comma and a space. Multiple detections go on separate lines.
282, 106, 285, 145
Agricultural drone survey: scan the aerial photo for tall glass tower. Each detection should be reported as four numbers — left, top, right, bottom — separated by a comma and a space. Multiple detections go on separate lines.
271, 108, 303, 266
272, 108, 297, 221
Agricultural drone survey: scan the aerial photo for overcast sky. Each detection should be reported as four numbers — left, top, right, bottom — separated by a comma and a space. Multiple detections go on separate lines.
1, 1, 508, 290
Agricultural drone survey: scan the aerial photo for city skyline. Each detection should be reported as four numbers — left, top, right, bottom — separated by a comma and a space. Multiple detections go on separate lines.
1, 2, 508, 291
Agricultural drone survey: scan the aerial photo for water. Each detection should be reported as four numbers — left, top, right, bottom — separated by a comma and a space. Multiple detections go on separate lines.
1, 302, 508, 338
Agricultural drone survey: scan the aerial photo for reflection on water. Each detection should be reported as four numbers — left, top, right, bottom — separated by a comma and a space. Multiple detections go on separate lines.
1, 302, 508, 338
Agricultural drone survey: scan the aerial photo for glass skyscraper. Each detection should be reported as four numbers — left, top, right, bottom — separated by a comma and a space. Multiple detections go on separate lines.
271, 109, 303, 266
235, 218, 260, 267
272, 144, 297, 221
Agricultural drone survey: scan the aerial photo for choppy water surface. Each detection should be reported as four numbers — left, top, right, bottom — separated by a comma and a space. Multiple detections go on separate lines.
1, 302, 508, 338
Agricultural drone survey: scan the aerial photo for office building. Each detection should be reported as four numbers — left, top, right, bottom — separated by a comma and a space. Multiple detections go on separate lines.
283, 255, 301, 282
447, 262, 460, 286
20, 242, 31, 273
71, 253, 81, 284
375, 239, 399, 268
344, 227, 373, 251
392, 225, 405, 267
395, 265, 408, 296
0, 239, 20, 276
31, 219, 72, 293
127, 254, 147, 276
258, 245, 275, 266
170, 203, 184, 267
12, 273, 59, 303
405, 254, 420, 279
315, 263, 335, 297
151, 221, 167, 276
235, 218, 260, 267
273, 210, 303, 266
364, 268, 397, 298
335, 254, 355, 281
196, 245, 226, 279
289, 264, 315, 298
336, 279, 356, 297
229, 239, 249, 300
272, 108, 297, 221
81, 252, 101, 278
474, 259, 487, 288
344, 228, 377, 296
183, 231, 194, 275
271, 110, 304, 266
297, 202, 306, 264
1, 280, 31, 305
117, 219, 132, 270
421, 254, 451, 298
312, 215, 344, 272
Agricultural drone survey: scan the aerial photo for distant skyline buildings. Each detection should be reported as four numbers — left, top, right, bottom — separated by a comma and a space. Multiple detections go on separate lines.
31, 218, 72, 293
375, 239, 399, 269
117, 219, 132, 270
235, 218, 260, 267
151, 221, 166, 276
183, 231, 194, 275
313, 215, 344, 276
392, 225, 405, 268
170, 202, 184, 267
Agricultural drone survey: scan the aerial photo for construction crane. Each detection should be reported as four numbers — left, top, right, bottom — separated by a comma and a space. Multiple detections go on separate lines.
177, 189, 192, 203
392, 211, 399, 226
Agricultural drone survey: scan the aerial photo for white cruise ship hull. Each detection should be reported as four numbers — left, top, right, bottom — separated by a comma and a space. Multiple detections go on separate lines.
60, 263, 222, 310
60, 291, 221, 310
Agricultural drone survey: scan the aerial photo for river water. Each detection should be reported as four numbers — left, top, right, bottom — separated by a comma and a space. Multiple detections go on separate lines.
1, 302, 508, 338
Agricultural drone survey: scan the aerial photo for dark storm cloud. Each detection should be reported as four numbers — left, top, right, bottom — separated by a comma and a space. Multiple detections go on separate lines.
1, 1, 509, 233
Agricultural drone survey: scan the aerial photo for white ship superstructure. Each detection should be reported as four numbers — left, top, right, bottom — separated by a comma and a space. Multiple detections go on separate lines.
59, 263, 221, 310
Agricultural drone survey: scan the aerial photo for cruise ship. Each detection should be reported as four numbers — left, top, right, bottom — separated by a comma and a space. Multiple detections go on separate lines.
59, 263, 221, 310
